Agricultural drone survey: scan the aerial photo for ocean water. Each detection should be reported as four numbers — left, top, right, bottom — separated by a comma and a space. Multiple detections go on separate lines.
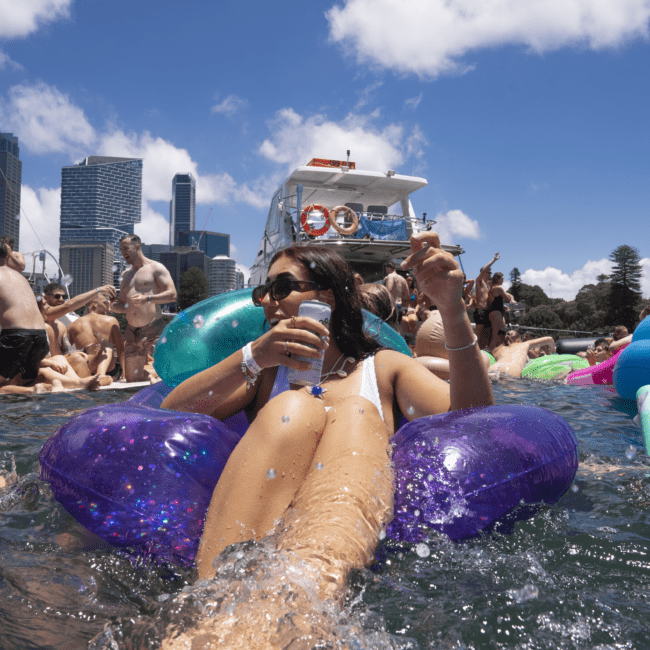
1, 378, 649, 649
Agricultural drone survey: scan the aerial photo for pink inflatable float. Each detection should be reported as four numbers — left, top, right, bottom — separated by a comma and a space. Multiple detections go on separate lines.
566, 349, 623, 386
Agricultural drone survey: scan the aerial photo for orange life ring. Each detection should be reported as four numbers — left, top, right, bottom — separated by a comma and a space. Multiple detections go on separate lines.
328, 205, 359, 236
300, 205, 330, 237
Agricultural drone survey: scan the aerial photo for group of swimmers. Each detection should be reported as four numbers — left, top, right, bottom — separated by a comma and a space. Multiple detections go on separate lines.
0, 234, 177, 394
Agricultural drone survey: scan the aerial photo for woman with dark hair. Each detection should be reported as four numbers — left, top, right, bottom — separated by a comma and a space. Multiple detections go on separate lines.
162, 232, 493, 581
488, 271, 514, 352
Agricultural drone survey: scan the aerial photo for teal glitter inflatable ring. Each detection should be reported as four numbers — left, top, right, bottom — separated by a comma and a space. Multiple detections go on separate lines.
153, 288, 412, 387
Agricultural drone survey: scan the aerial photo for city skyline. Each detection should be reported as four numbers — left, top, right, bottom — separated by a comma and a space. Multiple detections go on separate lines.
2, 1, 649, 300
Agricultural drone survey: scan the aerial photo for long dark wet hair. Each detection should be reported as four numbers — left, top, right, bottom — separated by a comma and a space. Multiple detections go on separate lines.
269, 245, 381, 359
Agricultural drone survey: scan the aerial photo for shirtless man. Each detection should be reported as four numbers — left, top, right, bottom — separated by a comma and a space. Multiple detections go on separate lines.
0, 242, 49, 388
0, 236, 26, 273
68, 292, 125, 379
474, 252, 500, 349
489, 329, 556, 377
112, 234, 177, 382
383, 261, 410, 319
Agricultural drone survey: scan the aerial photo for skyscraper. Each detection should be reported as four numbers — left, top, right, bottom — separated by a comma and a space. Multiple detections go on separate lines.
59, 156, 142, 294
209, 255, 238, 296
0, 133, 22, 249
170, 173, 196, 245
175, 230, 229, 258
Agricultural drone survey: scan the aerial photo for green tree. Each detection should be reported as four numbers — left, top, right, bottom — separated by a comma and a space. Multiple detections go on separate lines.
519, 304, 563, 335
178, 267, 209, 311
517, 283, 551, 308
509, 267, 522, 301
607, 245, 643, 330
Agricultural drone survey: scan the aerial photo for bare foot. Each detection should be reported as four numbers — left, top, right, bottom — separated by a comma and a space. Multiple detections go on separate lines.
97, 375, 112, 386
50, 380, 65, 393
32, 383, 47, 394
0, 456, 17, 489
83, 375, 102, 392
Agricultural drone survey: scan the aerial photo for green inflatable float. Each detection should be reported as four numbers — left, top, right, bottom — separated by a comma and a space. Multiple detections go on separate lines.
521, 354, 589, 380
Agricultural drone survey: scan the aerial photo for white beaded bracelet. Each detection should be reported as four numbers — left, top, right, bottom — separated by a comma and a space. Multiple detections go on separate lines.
445, 335, 478, 352
242, 342, 262, 374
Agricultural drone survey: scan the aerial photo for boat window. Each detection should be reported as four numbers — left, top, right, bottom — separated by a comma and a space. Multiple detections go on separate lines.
367, 205, 387, 214
345, 202, 363, 213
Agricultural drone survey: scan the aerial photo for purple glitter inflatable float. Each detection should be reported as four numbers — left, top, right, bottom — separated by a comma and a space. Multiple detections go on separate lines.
40, 385, 578, 564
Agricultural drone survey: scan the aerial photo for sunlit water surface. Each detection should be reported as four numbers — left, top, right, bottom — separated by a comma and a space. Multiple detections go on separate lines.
1, 379, 649, 649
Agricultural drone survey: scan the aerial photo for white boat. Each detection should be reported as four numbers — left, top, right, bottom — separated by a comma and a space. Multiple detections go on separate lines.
250, 157, 464, 285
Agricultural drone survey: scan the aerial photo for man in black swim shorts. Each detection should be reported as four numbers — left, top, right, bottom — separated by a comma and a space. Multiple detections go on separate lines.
0, 242, 50, 387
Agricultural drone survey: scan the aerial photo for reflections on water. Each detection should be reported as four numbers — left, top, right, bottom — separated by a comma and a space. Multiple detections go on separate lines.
1, 379, 650, 649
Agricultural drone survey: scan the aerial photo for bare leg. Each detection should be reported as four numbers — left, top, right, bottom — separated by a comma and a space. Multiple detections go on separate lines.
161, 397, 393, 649
475, 323, 485, 349
196, 390, 327, 578
66, 351, 91, 378
278, 395, 393, 599
488, 311, 504, 351
87, 343, 114, 377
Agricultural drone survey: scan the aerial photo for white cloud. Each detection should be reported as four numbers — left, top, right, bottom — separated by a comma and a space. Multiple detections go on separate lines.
355, 80, 384, 109
211, 94, 249, 116
0, 49, 23, 70
0, 82, 96, 155
236, 263, 251, 285
258, 107, 405, 172
509, 258, 616, 301
18, 185, 62, 275
0, 0, 72, 38
327, 0, 650, 77
134, 204, 170, 247
404, 93, 423, 111
433, 209, 481, 246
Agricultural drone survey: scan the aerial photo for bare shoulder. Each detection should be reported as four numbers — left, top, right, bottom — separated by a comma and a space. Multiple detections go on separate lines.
374, 348, 421, 377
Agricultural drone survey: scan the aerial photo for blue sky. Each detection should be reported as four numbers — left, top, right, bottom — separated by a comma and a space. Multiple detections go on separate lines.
1, 0, 649, 300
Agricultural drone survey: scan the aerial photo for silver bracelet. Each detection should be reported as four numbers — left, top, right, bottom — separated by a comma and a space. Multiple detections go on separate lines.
445, 335, 478, 352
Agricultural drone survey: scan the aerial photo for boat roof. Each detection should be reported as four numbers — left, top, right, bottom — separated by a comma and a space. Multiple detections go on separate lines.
282, 166, 428, 209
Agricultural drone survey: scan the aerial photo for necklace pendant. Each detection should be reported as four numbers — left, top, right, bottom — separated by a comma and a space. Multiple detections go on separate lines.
309, 385, 326, 399
336, 370, 347, 377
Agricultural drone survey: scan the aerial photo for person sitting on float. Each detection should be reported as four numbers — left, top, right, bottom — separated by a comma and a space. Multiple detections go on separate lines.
489, 329, 556, 378
161, 232, 494, 580
585, 338, 612, 366
609, 306, 650, 354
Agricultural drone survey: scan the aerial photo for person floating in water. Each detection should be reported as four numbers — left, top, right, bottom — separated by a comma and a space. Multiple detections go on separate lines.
162, 232, 493, 575
159, 233, 493, 646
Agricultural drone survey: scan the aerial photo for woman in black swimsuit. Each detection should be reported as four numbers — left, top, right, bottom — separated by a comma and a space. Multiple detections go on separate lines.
488, 272, 514, 352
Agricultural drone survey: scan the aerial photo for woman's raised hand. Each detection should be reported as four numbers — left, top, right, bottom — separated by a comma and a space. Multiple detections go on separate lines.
401, 232, 464, 315
251, 316, 329, 370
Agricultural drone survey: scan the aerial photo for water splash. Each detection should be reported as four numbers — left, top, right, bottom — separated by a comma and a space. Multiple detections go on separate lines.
193, 315, 205, 329
267, 468, 276, 479
61, 274, 73, 287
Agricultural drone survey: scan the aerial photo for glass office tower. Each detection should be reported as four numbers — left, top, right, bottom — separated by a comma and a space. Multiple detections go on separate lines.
170, 173, 196, 245
59, 156, 142, 294
0, 133, 22, 249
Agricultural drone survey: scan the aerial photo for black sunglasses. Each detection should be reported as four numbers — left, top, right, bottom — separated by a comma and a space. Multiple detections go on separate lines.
252, 278, 325, 306
47, 293, 66, 300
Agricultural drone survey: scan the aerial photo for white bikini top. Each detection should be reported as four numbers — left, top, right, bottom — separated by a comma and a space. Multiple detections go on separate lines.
270, 354, 385, 422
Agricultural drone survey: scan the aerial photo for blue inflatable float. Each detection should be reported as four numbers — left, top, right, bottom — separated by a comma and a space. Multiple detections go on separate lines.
613, 316, 650, 400
40, 290, 579, 565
